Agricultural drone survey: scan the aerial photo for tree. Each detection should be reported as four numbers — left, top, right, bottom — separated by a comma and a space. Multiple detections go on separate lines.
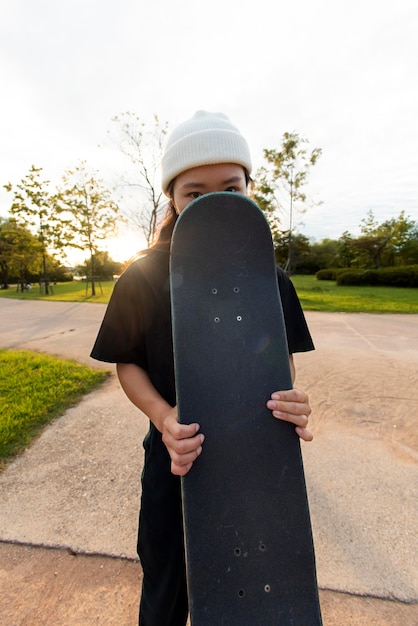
254, 132, 321, 273
398, 224, 418, 265
4, 165, 61, 293
0, 217, 14, 288
380, 211, 417, 266
336, 231, 357, 268
273, 231, 314, 272
53, 162, 122, 296
109, 112, 169, 246
354, 210, 416, 269
81, 250, 123, 280
308, 238, 340, 272
0, 218, 42, 290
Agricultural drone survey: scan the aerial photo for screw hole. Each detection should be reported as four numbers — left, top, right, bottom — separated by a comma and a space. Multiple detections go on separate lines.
212, 288, 218, 294
214, 317, 220, 323
238, 589, 245, 598
234, 548, 241, 556
259, 543, 266, 552
233, 287, 240, 293
236, 316, 242, 322
264, 584, 271, 593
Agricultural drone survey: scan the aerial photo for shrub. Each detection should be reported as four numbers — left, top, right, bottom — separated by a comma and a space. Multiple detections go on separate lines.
376, 266, 418, 287
336, 265, 418, 287
316, 268, 348, 281
336, 270, 378, 286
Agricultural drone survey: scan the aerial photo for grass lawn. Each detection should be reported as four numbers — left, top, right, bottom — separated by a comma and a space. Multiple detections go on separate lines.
290, 275, 418, 313
0, 350, 109, 469
0, 280, 115, 304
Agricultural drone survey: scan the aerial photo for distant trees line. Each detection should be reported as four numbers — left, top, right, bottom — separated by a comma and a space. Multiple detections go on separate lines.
276, 210, 418, 275
2, 205, 416, 292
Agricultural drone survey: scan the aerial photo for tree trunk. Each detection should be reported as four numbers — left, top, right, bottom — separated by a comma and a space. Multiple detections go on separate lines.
90, 252, 96, 296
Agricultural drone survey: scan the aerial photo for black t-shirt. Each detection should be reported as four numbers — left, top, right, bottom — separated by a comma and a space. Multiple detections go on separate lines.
90, 249, 314, 407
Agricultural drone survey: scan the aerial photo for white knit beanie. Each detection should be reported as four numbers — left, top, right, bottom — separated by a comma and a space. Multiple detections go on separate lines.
161, 110, 252, 195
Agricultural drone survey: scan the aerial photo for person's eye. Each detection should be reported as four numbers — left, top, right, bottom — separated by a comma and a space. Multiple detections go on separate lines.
225, 187, 238, 193
189, 191, 202, 199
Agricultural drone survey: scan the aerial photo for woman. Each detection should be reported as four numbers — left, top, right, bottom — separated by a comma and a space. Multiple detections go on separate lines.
91, 110, 314, 626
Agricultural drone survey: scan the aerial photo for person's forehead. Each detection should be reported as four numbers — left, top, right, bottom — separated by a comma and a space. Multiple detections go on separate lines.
176, 163, 245, 186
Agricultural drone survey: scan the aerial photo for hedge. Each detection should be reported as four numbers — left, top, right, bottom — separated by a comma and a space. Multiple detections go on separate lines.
316, 265, 418, 287
316, 268, 349, 281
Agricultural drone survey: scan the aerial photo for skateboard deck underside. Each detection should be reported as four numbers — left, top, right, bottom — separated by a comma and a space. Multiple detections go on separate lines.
170, 193, 321, 625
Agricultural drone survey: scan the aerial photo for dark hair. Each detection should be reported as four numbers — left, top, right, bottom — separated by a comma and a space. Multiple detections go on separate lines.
150, 200, 178, 251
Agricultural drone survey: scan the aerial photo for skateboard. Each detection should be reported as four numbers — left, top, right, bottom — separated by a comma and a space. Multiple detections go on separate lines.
170, 192, 322, 625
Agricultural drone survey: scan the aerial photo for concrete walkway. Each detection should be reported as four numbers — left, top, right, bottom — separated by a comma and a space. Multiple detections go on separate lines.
0, 299, 417, 624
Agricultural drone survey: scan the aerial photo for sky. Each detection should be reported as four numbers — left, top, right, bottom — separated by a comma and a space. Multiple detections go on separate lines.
1, 0, 417, 261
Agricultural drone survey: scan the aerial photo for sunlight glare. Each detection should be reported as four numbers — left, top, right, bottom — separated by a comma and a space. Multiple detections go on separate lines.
106, 230, 147, 263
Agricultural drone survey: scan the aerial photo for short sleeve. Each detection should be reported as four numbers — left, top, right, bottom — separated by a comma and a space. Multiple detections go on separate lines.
90, 262, 149, 366
276, 268, 314, 354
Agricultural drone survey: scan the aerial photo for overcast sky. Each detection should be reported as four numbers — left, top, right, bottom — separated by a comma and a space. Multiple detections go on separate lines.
1, 0, 417, 259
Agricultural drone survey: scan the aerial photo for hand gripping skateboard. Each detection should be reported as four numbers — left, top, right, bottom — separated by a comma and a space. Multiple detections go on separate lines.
170, 192, 322, 625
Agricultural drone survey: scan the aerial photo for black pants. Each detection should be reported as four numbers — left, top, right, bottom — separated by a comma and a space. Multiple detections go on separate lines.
138, 427, 188, 626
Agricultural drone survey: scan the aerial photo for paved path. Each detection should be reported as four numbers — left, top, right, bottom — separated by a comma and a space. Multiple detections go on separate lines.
0, 299, 417, 624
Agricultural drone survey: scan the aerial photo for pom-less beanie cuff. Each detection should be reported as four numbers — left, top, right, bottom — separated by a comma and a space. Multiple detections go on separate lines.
161, 111, 252, 195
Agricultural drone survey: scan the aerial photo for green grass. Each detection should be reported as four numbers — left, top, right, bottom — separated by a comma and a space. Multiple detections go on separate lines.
291, 275, 418, 313
0, 281, 115, 304
0, 350, 109, 469
0, 276, 417, 313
